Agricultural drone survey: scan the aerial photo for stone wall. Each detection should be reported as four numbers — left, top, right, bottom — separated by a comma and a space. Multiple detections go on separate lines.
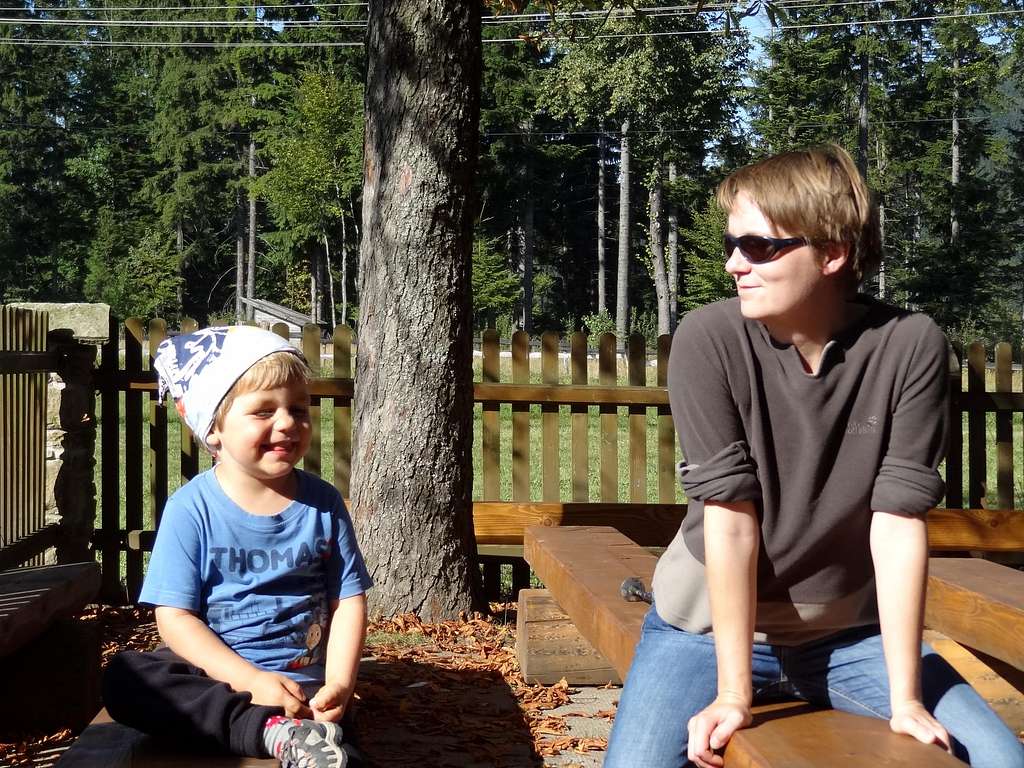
9, 303, 109, 564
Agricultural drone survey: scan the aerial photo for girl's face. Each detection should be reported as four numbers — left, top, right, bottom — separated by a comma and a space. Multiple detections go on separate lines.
724, 191, 841, 328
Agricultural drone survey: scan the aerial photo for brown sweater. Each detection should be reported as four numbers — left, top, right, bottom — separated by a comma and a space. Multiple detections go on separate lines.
652, 296, 950, 644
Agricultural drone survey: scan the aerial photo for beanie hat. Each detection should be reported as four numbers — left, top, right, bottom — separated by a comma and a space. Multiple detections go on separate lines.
153, 326, 302, 447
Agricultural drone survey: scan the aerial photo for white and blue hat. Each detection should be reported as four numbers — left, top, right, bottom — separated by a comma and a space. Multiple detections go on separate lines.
153, 326, 302, 447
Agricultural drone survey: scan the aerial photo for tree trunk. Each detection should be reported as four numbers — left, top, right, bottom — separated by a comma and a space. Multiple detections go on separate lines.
340, 213, 348, 326
597, 130, 607, 315
857, 49, 869, 180
176, 218, 185, 307
324, 236, 337, 329
951, 56, 960, 246
519, 186, 534, 334
353, 0, 483, 619
247, 138, 257, 319
310, 249, 319, 324
235, 187, 245, 323
616, 118, 630, 339
667, 160, 679, 331
649, 160, 670, 336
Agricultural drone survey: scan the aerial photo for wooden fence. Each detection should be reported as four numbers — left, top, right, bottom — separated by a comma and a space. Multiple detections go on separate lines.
0, 307, 58, 570
88, 319, 1024, 603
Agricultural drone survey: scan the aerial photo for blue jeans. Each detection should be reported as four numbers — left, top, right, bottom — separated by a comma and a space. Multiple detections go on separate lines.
604, 606, 1024, 768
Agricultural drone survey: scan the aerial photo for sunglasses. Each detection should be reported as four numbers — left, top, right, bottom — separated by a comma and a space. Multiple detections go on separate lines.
723, 233, 808, 264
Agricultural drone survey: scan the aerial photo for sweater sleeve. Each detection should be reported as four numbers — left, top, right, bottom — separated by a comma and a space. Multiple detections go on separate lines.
668, 308, 761, 503
870, 318, 950, 516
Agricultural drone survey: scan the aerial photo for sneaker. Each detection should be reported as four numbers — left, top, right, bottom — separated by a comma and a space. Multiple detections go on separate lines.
278, 720, 348, 768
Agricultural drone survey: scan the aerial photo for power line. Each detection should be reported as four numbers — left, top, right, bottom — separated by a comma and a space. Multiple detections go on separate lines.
0, 16, 366, 26
1, 6, 1017, 47
24, 0, 366, 10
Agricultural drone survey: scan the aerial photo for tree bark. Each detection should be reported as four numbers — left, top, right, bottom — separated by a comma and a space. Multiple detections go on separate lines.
649, 160, 670, 336
353, 0, 483, 619
597, 130, 607, 315
667, 161, 679, 331
616, 118, 630, 339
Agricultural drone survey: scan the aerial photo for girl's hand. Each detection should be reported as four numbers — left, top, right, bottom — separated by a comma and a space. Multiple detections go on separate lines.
890, 700, 952, 752
687, 693, 753, 768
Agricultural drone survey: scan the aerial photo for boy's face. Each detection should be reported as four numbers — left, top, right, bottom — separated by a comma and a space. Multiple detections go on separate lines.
207, 378, 312, 489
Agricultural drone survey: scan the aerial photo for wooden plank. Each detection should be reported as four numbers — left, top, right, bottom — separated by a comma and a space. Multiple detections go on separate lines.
924, 630, 1024, 733
724, 701, 964, 768
524, 525, 654, 679
627, 334, 646, 503
148, 319, 168, 529
333, 325, 353, 497
481, 329, 500, 500
925, 557, 1024, 671
516, 588, 620, 685
473, 502, 686, 546
599, 333, 617, 501
946, 347, 963, 508
178, 318, 199, 482
525, 526, 965, 768
124, 317, 145, 602
995, 342, 1014, 509
99, 313, 122, 602
967, 341, 986, 508
926, 508, 1024, 551
302, 324, 322, 478
56, 708, 277, 767
657, 333, 675, 504
542, 332, 560, 502
512, 330, 530, 502
0, 562, 100, 656
570, 332, 588, 502
92, 374, 670, 408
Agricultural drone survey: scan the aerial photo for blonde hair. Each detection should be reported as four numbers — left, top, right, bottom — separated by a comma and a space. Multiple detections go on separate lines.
213, 350, 311, 428
716, 144, 881, 284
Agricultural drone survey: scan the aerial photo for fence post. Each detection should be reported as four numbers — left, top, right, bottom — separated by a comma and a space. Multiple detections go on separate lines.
9, 302, 109, 565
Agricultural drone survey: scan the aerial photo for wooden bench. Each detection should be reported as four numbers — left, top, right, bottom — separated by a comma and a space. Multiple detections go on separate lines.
56, 709, 277, 767
523, 524, 968, 768
0, 562, 103, 733
0, 561, 100, 656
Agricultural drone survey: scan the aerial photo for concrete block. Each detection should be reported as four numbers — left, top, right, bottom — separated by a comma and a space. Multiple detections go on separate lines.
8, 303, 110, 344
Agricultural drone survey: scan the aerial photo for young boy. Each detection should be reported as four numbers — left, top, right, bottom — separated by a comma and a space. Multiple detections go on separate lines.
103, 326, 372, 768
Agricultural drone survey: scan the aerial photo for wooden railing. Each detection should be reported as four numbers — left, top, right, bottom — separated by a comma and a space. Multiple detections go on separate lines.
0, 306, 54, 571
87, 318, 1024, 603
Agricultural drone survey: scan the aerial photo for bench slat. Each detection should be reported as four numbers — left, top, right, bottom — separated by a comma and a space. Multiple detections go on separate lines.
926, 557, 1024, 671
524, 525, 965, 768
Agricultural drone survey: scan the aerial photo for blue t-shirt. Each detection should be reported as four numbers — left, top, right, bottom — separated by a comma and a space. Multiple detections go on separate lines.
140, 468, 372, 684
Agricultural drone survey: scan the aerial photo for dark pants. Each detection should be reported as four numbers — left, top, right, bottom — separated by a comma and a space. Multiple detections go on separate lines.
102, 647, 279, 757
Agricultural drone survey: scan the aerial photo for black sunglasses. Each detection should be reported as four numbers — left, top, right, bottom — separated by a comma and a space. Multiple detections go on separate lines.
723, 233, 808, 264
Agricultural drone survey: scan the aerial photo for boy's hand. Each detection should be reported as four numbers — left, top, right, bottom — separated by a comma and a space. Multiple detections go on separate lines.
247, 670, 312, 719
309, 680, 352, 723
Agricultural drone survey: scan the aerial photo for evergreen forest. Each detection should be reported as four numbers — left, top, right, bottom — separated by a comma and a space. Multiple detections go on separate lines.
2, 0, 1023, 349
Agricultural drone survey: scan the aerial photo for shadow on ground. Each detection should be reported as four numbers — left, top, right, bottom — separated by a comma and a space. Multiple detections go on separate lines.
354, 656, 542, 767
